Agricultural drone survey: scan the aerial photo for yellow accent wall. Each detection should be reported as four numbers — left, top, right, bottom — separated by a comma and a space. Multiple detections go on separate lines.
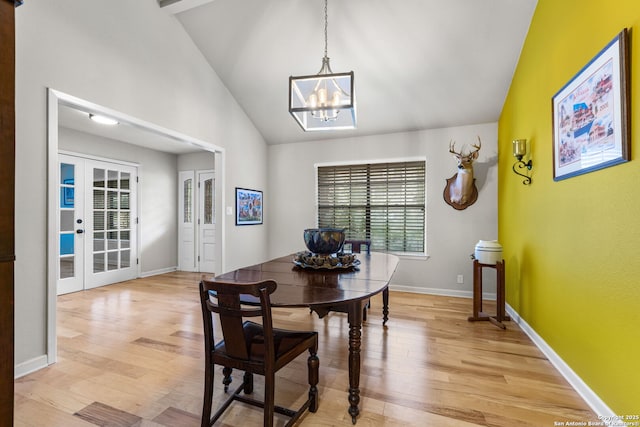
499, 0, 640, 414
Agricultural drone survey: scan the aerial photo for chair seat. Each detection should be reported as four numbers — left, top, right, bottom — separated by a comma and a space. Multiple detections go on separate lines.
213, 321, 318, 372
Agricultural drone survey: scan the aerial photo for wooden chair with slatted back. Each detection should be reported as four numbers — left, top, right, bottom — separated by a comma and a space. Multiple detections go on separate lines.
199, 279, 319, 427
342, 239, 371, 255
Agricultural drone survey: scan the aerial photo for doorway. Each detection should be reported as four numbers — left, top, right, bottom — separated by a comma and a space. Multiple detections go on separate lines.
178, 170, 215, 273
57, 153, 138, 295
46, 89, 226, 366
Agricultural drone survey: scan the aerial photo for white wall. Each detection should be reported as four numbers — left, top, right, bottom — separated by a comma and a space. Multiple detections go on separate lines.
268, 122, 498, 295
59, 127, 179, 275
15, 0, 268, 370
178, 151, 215, 172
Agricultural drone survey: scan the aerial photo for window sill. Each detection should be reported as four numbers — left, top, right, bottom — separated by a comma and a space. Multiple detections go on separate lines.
390, 252, 430, 261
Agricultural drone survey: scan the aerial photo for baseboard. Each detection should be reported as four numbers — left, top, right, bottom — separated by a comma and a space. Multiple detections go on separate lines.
139, 266, 177, 278
505, 304, 616, 420
14, 355, 48, 379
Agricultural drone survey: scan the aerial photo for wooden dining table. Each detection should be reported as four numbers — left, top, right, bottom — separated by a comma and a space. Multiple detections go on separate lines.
212, 251, 399, 424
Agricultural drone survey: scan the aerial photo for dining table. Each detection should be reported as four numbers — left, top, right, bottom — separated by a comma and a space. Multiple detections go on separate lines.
212, 251, 399, 424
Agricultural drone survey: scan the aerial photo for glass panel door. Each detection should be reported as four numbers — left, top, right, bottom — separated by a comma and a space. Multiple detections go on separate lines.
198, 171, 215, 273
58, 155, 138, 293
85, 160, 137, 289
178, 171, 196, 272
57, 155, 85, 295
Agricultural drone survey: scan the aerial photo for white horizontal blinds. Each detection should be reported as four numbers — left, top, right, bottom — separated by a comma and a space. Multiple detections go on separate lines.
317, 161, 425, 253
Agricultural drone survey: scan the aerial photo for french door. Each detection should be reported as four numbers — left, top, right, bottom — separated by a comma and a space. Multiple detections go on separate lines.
178, 170, 215, 273
178, 171, 195, 272
58, 154, 138, 295
198, 172, 215, 273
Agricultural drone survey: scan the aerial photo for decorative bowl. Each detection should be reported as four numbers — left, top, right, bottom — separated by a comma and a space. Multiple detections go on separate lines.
293, 251, 360, 270
303, 228, 346, 254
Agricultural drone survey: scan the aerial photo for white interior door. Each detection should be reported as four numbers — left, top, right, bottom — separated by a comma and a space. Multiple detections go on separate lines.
178, 171, 196, 272
198, 171, 215, 273
57, 155, 85, 295
85, 159, 138, 289
57, 154, 138, 294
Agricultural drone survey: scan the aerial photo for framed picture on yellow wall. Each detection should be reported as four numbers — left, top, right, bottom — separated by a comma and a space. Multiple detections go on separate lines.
552, 28, 630, 181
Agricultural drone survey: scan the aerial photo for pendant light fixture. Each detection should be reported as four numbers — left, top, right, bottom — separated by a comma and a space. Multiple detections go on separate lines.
289, 0, 356, 131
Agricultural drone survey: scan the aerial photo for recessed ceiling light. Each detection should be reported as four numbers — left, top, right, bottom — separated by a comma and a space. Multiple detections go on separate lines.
89, 113, 119, 125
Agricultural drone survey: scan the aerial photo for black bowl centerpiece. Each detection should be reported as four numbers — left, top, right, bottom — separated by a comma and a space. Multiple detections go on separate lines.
296, 228, 359, 269
303, 228, 346, 255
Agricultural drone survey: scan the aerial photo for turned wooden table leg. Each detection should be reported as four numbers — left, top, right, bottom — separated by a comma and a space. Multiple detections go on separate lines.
347, 301, 364, 424
382, 286, 389, 325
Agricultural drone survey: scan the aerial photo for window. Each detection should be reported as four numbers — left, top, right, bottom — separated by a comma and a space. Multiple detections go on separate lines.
317, 160, 426, 254
183, 178, 193, 223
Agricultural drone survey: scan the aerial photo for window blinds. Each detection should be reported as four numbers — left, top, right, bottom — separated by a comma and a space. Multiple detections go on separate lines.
317, 161, 425, 253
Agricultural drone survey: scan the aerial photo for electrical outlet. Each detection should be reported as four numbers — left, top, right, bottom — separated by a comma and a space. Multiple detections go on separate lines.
456, 274, 464, 284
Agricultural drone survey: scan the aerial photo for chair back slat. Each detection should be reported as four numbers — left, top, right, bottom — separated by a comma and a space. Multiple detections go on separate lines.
344, 239, 371, 254
199, 279, 277, 361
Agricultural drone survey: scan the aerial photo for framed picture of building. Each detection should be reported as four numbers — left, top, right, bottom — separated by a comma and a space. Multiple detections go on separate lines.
552, 28, 630, 181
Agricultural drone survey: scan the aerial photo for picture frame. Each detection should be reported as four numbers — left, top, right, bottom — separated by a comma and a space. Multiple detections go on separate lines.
235, 187, 263, 225
552, 28, 630, 181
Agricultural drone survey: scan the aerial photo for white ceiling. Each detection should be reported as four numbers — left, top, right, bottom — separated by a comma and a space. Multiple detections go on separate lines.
58, 0, 538, 151
172, 0, 538, 145
58, 104, 203, 154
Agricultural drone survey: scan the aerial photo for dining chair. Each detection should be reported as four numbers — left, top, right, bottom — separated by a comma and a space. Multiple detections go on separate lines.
342, 239, 371, 255
199, 279, 319, 427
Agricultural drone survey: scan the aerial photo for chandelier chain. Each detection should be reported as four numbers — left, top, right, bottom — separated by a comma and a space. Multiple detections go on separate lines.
323, 0, 328, 58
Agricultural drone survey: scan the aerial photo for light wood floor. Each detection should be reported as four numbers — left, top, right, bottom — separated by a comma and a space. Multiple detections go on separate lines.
15, 271, 597, 426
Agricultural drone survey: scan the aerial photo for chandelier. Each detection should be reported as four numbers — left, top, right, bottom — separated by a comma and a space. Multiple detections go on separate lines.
289, 0, 356, 131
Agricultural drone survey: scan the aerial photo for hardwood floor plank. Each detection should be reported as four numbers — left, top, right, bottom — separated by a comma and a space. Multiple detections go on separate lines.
73, 401, 141, 426
152, 407, 199, 427
14, 396, 94, 427
15, 272, 598, 426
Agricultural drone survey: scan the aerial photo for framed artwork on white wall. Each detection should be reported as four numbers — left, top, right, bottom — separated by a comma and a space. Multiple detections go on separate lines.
235, 187, 263, 225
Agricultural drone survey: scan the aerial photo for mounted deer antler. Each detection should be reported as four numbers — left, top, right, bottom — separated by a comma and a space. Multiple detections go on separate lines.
444, 136, 481, 210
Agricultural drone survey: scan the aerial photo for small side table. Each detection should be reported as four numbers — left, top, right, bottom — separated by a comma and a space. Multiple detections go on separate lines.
468, 259, 510, 329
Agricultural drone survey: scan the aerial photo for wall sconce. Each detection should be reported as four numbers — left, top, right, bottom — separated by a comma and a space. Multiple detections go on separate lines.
512, 139, 532, 185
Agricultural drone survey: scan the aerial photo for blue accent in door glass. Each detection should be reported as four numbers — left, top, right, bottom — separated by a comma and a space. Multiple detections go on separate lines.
60, 187, 74, 208
60, 233, 74, 255
60, 163, 74, 184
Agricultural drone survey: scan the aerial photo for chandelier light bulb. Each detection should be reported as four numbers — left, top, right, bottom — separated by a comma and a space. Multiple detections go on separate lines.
308, 93, 318, 108
332, 90, 341, 106
317, 88, 328, 105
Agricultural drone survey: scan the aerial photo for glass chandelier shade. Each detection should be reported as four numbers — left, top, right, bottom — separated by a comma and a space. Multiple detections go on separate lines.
289, 0, 356, 131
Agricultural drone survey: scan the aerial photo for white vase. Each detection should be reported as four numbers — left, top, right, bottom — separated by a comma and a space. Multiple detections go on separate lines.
474, 240, 503, 265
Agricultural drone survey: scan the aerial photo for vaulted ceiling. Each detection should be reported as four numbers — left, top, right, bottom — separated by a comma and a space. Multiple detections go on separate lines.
169, 0, 538, 145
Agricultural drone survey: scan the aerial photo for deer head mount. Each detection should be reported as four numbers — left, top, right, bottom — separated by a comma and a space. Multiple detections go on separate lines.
443, 137, 481, 210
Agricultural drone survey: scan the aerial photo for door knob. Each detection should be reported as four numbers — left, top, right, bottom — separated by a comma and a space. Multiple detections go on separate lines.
76, 229, 84, 234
